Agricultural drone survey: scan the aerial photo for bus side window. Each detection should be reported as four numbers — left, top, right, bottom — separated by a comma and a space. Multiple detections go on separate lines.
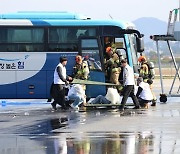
49, 29, 59, 43
116, 49, 127, 60
19, 45, 26, 52
67, 29, 77, 42
18, 45, 33, 52
25, 45, 33, 51
82, 51, 102, 71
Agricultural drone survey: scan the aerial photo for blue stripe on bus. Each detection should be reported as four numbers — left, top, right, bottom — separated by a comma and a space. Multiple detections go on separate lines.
23, 19, 126, 29
30, 20, 51, 26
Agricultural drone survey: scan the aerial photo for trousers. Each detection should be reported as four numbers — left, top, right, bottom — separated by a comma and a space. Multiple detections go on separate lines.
121, 85, 139, 108
90, 95, 111, 104
51, 84, 66, 108
68, 94, 84, 107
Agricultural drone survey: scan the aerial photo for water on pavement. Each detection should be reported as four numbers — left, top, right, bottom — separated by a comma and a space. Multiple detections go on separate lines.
0, 98, 180, 154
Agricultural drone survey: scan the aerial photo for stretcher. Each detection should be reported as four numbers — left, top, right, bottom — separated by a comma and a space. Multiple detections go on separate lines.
71, 78, 117, 86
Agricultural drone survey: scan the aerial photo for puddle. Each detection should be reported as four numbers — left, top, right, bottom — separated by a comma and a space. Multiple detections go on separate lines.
1, 131, 179, 154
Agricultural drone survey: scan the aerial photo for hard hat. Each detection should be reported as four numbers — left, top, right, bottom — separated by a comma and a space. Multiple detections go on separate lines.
138, 56, 146, 62
106, 47, 112, 53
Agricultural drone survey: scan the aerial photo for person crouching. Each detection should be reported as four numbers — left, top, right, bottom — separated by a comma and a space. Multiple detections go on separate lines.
136, 77, 153, 109
67, 84, 86, 110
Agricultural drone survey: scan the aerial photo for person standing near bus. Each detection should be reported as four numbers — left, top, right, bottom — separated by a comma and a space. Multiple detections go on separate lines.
51, 57, 72, 110
105, 52, 120, 81
119, 59, 140, 111
138, 56, 149, 81
73, 55, 89, 80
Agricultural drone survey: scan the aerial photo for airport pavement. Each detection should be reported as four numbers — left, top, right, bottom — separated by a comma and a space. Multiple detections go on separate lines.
0, 78, 179, 154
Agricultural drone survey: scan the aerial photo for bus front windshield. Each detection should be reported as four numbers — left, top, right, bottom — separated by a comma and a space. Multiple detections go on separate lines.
128, 34, 139, 73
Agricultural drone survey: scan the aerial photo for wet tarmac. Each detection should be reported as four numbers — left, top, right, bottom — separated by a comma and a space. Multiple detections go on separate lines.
0, 97, 180, 154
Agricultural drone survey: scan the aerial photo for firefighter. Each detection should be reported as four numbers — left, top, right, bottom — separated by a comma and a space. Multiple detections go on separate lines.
110, 67, 123, 94
73, 55, 89, 80
105, 52, 123, 93
105, 47, 113, 61
110, 67, 121, 84
105, 53, 120, 81
138, 56, 149, 81
105, 44, 117, 61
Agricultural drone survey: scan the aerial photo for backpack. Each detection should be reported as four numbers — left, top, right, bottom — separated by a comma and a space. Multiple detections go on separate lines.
146, 61, 155, 79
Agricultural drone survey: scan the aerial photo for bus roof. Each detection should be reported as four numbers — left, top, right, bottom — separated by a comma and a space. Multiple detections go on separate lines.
0, 12, 91, 20
0, 12, 135, 30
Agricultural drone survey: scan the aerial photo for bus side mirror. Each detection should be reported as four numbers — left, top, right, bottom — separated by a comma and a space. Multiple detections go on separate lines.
136, 35, 144, 53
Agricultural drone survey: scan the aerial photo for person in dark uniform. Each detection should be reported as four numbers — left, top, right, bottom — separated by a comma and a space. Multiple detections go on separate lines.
51, 57, 72, 110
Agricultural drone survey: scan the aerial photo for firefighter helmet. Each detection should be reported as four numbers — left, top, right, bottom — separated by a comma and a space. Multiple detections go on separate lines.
106, 47, 112, 53
138, 56, 146, 62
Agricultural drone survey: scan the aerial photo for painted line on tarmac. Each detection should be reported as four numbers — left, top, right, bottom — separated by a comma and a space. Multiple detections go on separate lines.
0, 100, 50, 106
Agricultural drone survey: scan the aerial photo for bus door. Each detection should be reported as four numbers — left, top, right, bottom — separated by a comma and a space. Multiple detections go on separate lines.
78, 37, 106, 98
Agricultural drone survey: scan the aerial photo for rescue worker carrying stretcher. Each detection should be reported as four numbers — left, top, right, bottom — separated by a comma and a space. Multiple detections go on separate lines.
105, 50, 123, 94
73, 55, 89, 80
105, 52, 120, 81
